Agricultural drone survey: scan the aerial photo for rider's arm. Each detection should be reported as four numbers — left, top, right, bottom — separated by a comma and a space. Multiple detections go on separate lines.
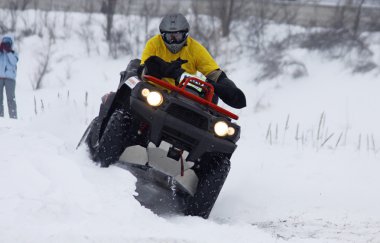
140, 35, 159, 65
191, 39, 219, 77
189, 40, 246, 109
206, 70, 246, 109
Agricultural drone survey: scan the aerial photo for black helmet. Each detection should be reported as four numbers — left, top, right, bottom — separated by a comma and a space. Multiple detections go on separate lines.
159, 13, 189, 54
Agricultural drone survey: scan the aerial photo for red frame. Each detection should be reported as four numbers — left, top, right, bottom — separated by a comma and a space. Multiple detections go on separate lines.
144, 75, 239, 120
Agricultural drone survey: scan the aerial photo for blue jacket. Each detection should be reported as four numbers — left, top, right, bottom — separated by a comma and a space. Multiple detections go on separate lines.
0, 50, 18, 81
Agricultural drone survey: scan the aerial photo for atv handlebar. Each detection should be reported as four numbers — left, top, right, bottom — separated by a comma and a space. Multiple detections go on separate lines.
177, 76, 215, 103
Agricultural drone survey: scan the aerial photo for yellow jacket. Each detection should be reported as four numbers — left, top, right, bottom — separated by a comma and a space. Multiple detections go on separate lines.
141, 34, 219, 82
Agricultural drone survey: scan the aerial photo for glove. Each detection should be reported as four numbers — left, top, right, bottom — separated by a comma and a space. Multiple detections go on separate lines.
0, 43, 5, 52
166, 58, 187, 80
210, 77, 246, 109
144, 56, 187, 80
143, 56, 164, 79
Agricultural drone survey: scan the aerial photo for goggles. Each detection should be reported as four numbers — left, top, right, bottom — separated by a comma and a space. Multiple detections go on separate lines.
161, 31, 188, 44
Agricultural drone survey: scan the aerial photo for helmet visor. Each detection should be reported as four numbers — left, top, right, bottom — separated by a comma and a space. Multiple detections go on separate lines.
161, 31, 188, 44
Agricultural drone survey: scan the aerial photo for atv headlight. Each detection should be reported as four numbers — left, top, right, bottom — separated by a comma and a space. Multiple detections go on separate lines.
228, 127, 236, 136
141, 88, 150, 97
214, 121, 229, 137
146, 91, 163, 107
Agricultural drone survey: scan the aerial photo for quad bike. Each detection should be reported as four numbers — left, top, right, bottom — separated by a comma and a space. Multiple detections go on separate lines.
78, 59, 241, 218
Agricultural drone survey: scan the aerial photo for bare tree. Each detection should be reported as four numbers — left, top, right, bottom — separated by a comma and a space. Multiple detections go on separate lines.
330, 0, 366, 34
20, 0, 32, 10
191, 0, 248, 38
108, 28, 127, 59
215, 0, 234, 37
116, 0, 132, 15
0, 12, 11, 34
83, 0, 95, 13
366, 7, 380, 31
32, 12, 57, 89
245, 0, 280, 52
77, 14, 95, 56
352, 0, 366, 36
1, 1, 22, 32
208, 0, 249, 37
190, 0, 220, 56
8, 0, 33, 10
101, 0, 117, 41
32, 0, 39, 10
32, 36, 53, 90
141, 0, 160, 41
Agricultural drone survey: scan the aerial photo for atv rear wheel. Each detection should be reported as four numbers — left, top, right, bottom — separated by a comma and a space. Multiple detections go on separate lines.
94, 109, 133, 167
185, 153, 231, 219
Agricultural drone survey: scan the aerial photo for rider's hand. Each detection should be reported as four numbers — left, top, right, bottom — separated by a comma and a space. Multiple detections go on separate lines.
144, 56, 187, 81
165, 58, 187, 80
144, 56, 167, 79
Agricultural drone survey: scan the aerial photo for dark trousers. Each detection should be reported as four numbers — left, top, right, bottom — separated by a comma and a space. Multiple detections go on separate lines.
0, 78, 17, 119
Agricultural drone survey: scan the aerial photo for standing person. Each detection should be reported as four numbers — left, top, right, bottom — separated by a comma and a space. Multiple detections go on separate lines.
0, 35, 18, 119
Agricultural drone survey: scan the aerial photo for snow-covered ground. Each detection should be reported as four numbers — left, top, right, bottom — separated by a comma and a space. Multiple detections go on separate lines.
1, 10, 380, 243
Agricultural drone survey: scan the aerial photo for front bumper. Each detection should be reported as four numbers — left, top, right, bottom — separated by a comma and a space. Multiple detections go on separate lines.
129, 85, 237, 162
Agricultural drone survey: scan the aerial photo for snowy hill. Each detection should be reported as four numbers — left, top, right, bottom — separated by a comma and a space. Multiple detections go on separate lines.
1, 10, 380, 243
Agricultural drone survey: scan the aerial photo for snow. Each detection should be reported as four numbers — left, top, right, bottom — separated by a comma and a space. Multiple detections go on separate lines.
1, 10, 380, 243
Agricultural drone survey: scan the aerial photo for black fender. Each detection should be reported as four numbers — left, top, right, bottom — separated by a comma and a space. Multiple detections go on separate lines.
98, 59, 141, 139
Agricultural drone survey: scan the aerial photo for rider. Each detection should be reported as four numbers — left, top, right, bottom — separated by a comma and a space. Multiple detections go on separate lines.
139, 13, 246, 109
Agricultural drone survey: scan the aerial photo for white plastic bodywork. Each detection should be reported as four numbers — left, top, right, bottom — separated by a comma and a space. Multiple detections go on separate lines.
119, 142, 198, 196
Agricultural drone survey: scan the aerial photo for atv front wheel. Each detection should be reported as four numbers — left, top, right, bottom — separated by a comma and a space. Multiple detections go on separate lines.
94, 109, 133, 167
185, 153, 231, 219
